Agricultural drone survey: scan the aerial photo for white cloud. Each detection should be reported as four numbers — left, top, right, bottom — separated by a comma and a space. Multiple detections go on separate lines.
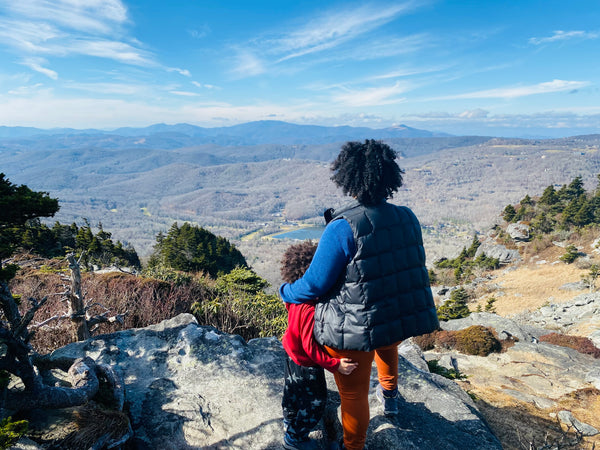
458, 109, 489, 119
65, 81, 148, 95
0, 0, 154, 72
21, 57, 57, 79
168, 67, 191, 77
332, 82, 409, 107
192, 81, 219, 89
230, 50, 266, 77
273, 3, 418, 62
66, 40, 154, 65
187, 24, 211, 39
433, 80, 591, 100
169, 90, 200, 97
7, 82, 44, 95
3, 0, 128, 34
529, 30, 599, 45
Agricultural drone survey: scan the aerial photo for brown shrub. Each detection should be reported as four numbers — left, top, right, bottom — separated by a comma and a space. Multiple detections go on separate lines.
11, 270, 211, 354
435, 330, 458, 350
539, 333, 600, 358
454, 325, 502, 356
412, 331, 437, 351
413, 326, 503, 357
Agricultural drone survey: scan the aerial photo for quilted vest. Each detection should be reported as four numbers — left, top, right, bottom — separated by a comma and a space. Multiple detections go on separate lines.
313, 201, 439, 351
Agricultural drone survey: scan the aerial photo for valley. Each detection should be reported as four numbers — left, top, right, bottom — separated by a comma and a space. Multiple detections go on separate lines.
1, 123, 600, 287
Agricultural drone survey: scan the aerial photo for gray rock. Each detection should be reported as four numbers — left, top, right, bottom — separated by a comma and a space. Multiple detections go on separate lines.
437, 354, 458, 372
475, 243, 521, 264
557, 411, 599, 436
559, 281, 588, 291
440, 312, 545, 342
507, 222, 530, 241
585, 368, 600, 390
46, 314, 501, 450
399, 340, 430, 373
9, 437, 43, 450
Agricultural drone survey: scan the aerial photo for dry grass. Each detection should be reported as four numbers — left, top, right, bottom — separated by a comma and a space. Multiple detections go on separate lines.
463, 385, 600, 450
472, 242, 598, 315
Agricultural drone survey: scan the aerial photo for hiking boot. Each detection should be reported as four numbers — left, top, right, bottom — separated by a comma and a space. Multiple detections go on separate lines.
376, 384, 398, 416
283, 434, 318, 450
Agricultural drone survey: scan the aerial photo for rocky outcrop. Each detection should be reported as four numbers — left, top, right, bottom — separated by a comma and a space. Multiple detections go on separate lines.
434, 313, 600, 417
38, 314, 501, 449
475, 242, 521, 265
506, 222, 530, 241
510, 293, 600, 347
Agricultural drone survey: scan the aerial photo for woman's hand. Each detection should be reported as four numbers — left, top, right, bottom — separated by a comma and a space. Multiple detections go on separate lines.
337, 358, 358, 375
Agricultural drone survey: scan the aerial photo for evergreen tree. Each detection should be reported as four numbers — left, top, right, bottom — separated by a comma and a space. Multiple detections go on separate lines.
503, 204, 517, 222
0, 174, 59, 280
565, 176, 585, 200
149, 222, 247, 277
539, 185, 558, 205
466, 235, 481, 258
437, 288, 471, 321
520, 194, 533, 206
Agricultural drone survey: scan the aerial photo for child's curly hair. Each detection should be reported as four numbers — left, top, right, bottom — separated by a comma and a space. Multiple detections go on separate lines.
280, 240, 318, 283
331, 139, 404, 206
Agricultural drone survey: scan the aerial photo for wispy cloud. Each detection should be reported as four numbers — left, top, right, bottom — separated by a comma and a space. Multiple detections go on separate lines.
192, 81, 219, 89
529, 30, 599, 45
65, 81, 149, 95
230, 2, 422, 76
21, 57, 57, 79
187, 24, 211, 39
0, 0, 156, 73
273, 3, 417, 62
3, 0, 128, 34
332, 81, 410, 107
432, 80, 591, 100
230, 50, 267, 77
169, 90, 200, 97
168, 67, 192, 77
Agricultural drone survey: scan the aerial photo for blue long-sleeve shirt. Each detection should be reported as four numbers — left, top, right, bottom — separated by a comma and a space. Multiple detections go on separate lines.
279, 219, 356, 304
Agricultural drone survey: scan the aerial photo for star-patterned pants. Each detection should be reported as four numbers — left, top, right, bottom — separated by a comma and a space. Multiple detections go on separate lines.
281, 354, 328, 441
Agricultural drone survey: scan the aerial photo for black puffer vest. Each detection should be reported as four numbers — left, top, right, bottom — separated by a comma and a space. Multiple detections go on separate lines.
314, 201, 439, 351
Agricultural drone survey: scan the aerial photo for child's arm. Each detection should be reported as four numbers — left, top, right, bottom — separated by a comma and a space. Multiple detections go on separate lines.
300, 307, 357, 374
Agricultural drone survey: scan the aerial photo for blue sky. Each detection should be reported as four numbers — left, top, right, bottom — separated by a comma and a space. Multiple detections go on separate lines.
0, 0, 599, 137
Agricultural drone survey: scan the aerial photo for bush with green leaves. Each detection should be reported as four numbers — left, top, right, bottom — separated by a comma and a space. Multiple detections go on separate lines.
0, 417, 28, 450
192, 267, 286, 340
436, 287, 471, 321
581, 264, 600, 292
433, 235, 499, 284
426, 359, 467, 380
559, 244, 580, 264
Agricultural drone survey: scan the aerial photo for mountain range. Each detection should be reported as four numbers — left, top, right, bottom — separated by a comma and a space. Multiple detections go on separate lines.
0, 120, 450, 147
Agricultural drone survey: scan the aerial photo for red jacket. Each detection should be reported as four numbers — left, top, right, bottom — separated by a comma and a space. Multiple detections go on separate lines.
282, 301, 340, 373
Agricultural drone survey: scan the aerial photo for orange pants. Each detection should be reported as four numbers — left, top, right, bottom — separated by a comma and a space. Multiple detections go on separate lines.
325, 342, 400, 450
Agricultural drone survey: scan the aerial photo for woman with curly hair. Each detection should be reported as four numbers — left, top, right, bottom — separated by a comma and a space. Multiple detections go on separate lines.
279, 140, 439, 450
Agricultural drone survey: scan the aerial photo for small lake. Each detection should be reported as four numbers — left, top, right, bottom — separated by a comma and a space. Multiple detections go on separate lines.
272, 227, 325, 240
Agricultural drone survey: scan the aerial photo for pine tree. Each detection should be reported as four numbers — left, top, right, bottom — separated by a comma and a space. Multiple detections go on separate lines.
503, 204, 517, 222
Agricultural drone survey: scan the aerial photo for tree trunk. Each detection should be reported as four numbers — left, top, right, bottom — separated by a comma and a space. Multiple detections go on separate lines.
4, 357, 100, 410
67, 254, 90, 341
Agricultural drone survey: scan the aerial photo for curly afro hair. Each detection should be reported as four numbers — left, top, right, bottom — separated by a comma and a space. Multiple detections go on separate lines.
280, 240, 318, 283
330, 139, 404, 206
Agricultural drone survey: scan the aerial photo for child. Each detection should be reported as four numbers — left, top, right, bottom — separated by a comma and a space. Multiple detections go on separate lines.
280, 241, 357, 450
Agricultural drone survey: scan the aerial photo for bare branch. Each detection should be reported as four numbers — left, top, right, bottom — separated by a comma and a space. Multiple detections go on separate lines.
14, 296, 48, 338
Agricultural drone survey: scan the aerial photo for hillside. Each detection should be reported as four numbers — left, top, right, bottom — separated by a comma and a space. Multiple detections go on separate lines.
2, 123, 600, 287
